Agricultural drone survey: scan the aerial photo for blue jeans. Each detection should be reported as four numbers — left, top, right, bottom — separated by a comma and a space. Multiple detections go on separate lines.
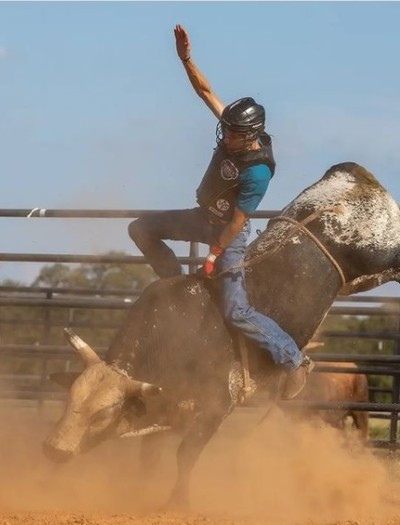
216, 221, 303, 370
128, 208, 303, 370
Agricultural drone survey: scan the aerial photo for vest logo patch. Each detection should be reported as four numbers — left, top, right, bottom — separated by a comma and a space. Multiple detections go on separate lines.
216, 199, 230, 212
220, 159, 239, 181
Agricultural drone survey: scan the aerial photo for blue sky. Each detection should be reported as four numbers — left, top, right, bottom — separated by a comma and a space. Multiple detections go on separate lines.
0, 1, 399, 295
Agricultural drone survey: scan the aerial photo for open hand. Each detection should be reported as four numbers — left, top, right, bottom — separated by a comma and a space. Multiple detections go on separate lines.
174, 24, 191, 61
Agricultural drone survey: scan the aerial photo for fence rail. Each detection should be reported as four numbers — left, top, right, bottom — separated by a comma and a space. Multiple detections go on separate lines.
0, 207, 399, 447
0, 208, 279, 219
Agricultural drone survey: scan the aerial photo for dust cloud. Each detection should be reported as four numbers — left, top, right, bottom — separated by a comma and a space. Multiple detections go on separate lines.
193, 407, 399, 523
0, 403, 400, 525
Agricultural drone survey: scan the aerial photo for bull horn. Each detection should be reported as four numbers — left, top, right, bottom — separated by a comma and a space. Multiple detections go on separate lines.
124, 377, 162, 398
63, 328, 101, 367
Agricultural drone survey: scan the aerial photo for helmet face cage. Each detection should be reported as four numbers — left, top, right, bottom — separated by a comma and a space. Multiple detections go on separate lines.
216, 122, 260, 151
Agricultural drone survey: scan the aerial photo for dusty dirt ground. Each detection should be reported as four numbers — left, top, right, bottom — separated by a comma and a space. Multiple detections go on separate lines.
1, 403, 400, 525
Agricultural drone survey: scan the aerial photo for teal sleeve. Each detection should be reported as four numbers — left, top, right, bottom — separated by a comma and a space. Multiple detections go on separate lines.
237, 165, 272, 214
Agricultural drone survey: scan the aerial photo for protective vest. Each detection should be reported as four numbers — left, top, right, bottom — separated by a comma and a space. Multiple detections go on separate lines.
196, 133, 275, 224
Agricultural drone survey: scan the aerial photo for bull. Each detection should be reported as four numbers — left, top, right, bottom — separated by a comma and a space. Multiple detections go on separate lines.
295, 362, 369, 440
43, 162, 400, 507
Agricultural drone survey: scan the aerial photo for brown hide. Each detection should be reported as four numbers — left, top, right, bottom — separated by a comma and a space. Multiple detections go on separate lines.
297, 363, 369, 440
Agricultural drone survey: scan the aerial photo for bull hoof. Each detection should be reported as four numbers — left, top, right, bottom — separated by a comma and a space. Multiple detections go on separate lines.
163, 488, 190, 512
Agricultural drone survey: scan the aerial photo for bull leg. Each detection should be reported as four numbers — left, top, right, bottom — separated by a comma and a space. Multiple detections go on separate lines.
166, 404, 230, 510
340, 269, 400, 295
136, 432, 167, 507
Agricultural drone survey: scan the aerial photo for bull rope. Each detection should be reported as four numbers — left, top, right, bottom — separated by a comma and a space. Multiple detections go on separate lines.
213, 205, 346, 288
238, 334, 252, 402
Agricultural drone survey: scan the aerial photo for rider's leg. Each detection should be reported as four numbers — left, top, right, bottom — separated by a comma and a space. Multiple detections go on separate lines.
128, 208, 215, 278
217, 222, 313, 398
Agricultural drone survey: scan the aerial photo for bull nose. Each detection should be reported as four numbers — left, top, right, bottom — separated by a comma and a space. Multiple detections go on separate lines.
42, 441, 73, 463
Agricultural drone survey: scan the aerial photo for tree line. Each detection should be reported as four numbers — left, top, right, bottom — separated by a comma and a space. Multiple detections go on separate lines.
0, 252, 156, 382
0, 252, 398, 402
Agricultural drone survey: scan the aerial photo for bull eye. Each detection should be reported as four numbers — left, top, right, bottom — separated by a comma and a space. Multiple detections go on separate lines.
90, 404, 119, 425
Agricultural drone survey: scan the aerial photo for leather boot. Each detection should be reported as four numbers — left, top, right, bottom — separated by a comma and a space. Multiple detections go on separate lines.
281, 356, 315, 400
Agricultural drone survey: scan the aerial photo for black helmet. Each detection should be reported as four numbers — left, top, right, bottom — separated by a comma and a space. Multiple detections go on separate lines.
216, 97, 266, 150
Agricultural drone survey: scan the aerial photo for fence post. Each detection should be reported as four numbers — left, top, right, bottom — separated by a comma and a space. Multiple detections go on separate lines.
189, 241, 199, 275
38, 290, 52, 412
65, 306, 75, 373
389, 316, 400, 446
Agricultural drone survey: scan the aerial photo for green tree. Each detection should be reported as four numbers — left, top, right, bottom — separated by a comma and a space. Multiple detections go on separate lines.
0, 253, 157, 377
32, 251, 156, 291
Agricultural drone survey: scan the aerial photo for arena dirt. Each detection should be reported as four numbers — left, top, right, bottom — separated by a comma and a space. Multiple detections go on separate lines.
1, 403, 400, 525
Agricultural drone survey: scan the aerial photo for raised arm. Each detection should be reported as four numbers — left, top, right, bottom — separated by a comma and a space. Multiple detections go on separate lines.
174, 24, 225, 119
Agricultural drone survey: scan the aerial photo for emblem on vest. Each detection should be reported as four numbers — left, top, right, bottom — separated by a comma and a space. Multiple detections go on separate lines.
220, 159, 239, 181
216, 199, 230, 212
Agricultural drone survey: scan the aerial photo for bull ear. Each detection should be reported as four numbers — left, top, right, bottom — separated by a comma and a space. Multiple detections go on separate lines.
124, 377, 162, 398
49, 372, 80, 389
63, 328, 101, 367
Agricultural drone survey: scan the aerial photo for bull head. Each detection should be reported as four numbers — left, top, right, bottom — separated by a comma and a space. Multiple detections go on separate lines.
43, 329, 164, 463
62, 328, 160, 396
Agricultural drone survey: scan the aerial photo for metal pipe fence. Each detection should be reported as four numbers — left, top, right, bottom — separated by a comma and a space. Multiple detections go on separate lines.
1, 286, 399, 441
0, 208, 399, 446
